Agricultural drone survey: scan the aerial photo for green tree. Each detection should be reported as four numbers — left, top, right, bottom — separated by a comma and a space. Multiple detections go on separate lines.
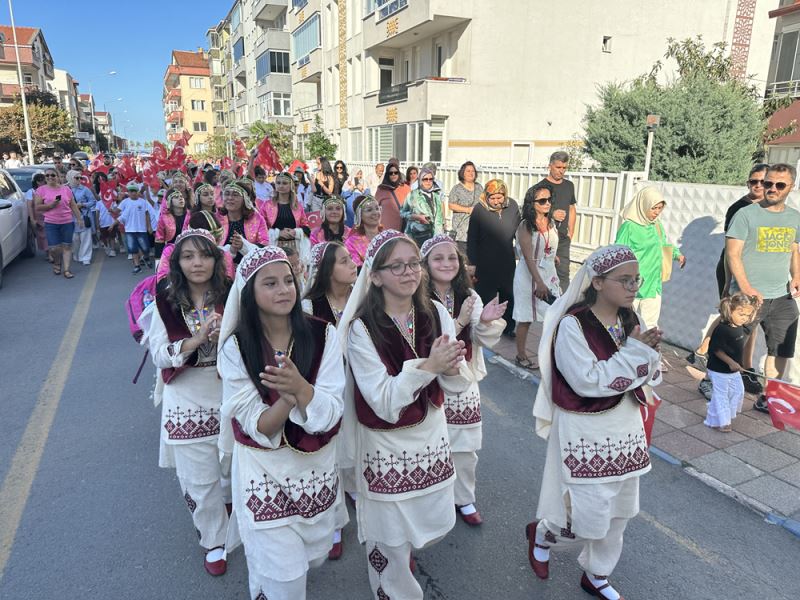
0, 100, 74, 154
205, 134, 231, 160
306, 115, 336, 160
583, 37, 789, 184
248, 120, 295, 165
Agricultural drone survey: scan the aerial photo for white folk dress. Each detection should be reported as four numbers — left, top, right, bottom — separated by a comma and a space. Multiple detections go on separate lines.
217, 324, 345, 585
513, 224, 560, 323
536, 316, 661, 541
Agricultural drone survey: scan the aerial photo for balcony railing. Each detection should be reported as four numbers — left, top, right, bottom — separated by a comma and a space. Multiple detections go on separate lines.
378, 82, 409, 104
296, 103, 322, 121
376, 0, 408, 21
765, 80, 800, 98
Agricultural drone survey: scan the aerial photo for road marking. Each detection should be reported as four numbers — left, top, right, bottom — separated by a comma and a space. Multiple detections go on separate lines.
638, 510, 719, 565
0, 257, 103, 581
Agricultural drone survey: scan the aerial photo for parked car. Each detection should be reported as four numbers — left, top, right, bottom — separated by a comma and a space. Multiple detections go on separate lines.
7, 165, 48, 193
0, 168, 35, 288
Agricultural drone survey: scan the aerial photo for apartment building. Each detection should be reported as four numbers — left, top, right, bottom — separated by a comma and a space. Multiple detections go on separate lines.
0, 25, 54, 107
207, 23, 231, 138
52, 68, 80, 132
288, 0, 774, 166
162, 50, 215, 155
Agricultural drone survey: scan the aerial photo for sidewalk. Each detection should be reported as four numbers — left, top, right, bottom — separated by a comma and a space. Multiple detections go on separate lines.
491, 322, 800, 525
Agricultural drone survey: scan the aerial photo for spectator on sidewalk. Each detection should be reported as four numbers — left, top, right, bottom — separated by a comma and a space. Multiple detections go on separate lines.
68, 170, 96, 266
726, 163, 800, 413
364, 162, 384, 193
5, 151, 22, 168
449, 161, 483, 256
374, 159, 410, 231
536, 151, 575, 291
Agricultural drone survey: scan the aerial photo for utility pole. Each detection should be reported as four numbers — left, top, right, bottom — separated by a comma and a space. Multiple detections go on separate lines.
644, 114, 660, 180
8, 0, 35, 165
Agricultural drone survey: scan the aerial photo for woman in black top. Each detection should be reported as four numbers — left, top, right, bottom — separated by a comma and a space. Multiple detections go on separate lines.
467, 179, 521, 337
332, 160, 348, 196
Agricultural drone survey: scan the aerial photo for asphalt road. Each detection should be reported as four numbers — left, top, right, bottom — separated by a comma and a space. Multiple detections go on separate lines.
0, 253, 798, 600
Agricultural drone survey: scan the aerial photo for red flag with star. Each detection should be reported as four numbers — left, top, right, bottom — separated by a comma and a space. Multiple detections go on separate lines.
764, 380, 800, 431
254, 137, 283, 172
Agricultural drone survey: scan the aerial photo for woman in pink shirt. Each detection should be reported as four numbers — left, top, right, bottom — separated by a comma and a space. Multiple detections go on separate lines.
34, 167, 82, 279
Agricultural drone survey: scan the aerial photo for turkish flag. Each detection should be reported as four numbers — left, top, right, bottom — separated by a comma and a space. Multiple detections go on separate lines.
254, 136, 283, 172
306, 211, 322, 229
99, 180, 117, 204
640, 392, 662, 446
180, 130, 192, 146
234, 139, 248, 160
764, 380, 800, 431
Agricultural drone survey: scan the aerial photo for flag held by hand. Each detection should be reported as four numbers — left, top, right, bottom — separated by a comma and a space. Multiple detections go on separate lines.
764, 380, 800, 431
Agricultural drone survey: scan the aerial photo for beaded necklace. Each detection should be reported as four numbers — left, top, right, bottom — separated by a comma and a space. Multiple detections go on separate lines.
390, 306, 416, 353
606, 318, 625, 347
325, 294, 345, 325
433, 287, 455, 317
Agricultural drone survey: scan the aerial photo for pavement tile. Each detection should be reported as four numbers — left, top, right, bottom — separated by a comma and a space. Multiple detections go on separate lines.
656, 404, 703, 428
682, 398, 712, 417
730, 415, 777, 439
683, 423, 747, 449
661, 369, 695, 385
759, 430, 800, 459
657, 384, 701, 404
737, 475, 800, 516
725, 439, 797, 472
773, 462, 800, 488
691, 450, 763, 486
675, 379, 705, 392
651, 419, 675, 439
652, 430, 715, 461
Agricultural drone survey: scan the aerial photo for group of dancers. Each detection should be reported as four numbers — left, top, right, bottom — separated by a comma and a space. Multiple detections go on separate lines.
137, 169, 662, 600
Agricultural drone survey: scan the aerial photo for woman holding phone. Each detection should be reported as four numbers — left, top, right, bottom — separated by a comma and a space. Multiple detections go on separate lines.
34, 167, 82, 279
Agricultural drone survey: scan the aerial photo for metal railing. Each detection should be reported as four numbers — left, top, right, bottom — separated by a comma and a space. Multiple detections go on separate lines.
296, 103, 322, 120
378, 82, 409, 104
765, 80, 800, 97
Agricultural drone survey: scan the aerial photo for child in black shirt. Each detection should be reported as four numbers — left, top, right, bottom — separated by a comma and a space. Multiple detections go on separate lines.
704, 293, 758, 432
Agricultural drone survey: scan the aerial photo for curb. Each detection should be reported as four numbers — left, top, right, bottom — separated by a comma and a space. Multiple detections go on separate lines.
484, 348, 800, 541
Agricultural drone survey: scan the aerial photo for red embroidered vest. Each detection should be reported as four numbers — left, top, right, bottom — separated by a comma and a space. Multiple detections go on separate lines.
552, 305, 646, 413
310, 297, 336, 325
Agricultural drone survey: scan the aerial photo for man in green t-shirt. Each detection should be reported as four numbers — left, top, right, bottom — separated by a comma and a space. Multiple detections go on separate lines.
726, 163, 800, 412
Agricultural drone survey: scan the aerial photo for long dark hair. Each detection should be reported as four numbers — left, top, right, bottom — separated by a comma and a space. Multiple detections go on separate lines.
320, 198, 346, 241
304, 242, 344, 302
577, 280, 638, 336
319, 158, 334, 178
423, 242, 473, 309
236, 264, 315, 395
354, 238, 439, 344
522, 183, 553, 234
167, 235, 231, 310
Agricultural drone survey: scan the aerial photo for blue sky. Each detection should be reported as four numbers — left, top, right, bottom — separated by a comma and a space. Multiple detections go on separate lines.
4, 0, 224, 144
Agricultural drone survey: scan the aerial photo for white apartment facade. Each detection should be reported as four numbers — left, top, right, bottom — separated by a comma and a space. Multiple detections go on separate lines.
288, 0, 775, 167
51, 68, 80, 133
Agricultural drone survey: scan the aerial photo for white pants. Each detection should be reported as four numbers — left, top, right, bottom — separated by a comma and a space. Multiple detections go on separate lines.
453, 451, 478, 506
536, 517, 629, 577
704, 370, 744, 427
366, 541, 421, 600
73, 227, 93, 263
248, 555, 325, 600
632, 295, 662, 329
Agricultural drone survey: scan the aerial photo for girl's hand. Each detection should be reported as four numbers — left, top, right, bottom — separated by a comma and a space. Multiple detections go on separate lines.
456, 294, 476, 327
230, 232, 243, 253
534, 283, 550, 300
729, 362, 742, 373
195, 315, 218, 343
678, 255, 686, 269
206, 313, 222, 344
416, 215, 430, 225
630, 326, 662, 350
422, 335, 467, 374
554, 256, 560, 266
479, 295, 507, 323
260, 355, 310, 398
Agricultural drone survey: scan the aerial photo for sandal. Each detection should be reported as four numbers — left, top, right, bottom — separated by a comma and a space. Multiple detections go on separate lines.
515, 355, 539, 370
63, 271, 74, 279
52, 265, 61, 275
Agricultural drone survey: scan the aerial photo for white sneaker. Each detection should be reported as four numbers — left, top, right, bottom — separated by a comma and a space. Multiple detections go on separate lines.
82, 261, 90, 266
109, 251, 116, 257
127, 253, 133, 260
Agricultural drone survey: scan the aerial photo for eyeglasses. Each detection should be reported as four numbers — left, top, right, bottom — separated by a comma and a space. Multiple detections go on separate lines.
421, 177, 434, 182
763, 180, 790, 191
748, 178, 765, 186
535, 198, 552, 205
335, 166, 344, 170
379, 260, 423, 276
605, 275, 644, 291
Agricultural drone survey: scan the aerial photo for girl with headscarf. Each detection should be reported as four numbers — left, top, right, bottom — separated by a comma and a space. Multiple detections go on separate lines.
614, 186, 685, 332
259, 171, 311, 265
344, 195, 384, 267
193, 182, 217, 214
310, 196, 350, 245
216, 246, 346, 599
155, 191, 189, 259
401, 166, 444, 246
374, 159, 410, 231
466, 179, 521, 336
525, 244, 662, 600
217, 180, 269, 262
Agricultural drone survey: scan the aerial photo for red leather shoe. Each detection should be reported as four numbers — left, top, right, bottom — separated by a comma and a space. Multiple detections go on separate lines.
459, 509, 483, 526
525, 521, 549, 580
580, 572, 624, 599
204, 547, 227, 576
225, 502, 232, 516
328, 540, 343, 560
409, 554, 416, 574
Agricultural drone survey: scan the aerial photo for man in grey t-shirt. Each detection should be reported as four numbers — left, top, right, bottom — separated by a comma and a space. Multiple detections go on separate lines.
726, 163, 800, 412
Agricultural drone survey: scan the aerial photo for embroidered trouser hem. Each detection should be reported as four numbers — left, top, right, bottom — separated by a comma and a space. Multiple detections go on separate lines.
452, 450, 478, 506
366, 541, 422, 600
178, 477, 229, 550
537, 517, 629, 577
248, 555, 325, 600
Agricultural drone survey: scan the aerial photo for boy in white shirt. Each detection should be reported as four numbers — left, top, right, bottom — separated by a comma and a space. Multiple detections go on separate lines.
117, 182, 152, 274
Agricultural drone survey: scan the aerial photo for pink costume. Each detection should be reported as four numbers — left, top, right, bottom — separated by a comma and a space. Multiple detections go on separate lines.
344, 230, 370, 267
155, 212, 187, 245
259, 199, 309, 231
310, 225, 351, 246
217, 212, 269, 247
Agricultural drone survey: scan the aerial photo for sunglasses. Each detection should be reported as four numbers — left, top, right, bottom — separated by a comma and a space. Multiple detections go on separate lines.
44, 173, 57, 178
388, 170, 400, 175
747, 178, 764, 186
763, 180, 790, 191
421, 177, 434, 182
535, 198, 552, 205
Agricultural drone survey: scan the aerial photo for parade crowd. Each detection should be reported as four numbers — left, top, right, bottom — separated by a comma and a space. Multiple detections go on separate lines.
17, 141, 800, 599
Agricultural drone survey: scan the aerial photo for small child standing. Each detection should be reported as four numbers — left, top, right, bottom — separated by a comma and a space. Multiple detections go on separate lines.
704, 292, 758, 432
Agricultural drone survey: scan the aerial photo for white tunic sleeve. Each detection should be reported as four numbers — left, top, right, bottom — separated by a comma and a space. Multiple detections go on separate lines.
301, 298, 313, 315
218, 337, 282, 449
468, 290, 504, 350
435, 301, 472, 395
287, 323, 344, 433
142, 304, 194, 369
554, 315, 660, 398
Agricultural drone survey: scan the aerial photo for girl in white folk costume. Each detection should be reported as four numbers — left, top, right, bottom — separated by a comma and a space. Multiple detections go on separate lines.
526, 245, 663, 600
138, 228, 232, 576
338, 229, 471, 600
301, 240, 358, 560
420, 234, 507, 525
217, 245, 346, 600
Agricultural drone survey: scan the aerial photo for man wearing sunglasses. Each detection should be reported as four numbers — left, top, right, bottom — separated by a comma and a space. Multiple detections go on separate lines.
726, 163, 800, 413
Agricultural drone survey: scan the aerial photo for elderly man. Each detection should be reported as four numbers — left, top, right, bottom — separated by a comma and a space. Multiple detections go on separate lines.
536, 151, 576, 291
726, 163, 800, 412
365, 162, 384, 193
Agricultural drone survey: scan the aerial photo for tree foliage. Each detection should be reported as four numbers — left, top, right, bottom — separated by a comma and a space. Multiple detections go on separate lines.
248, 120, 295, 165
0, 100, 74, 153
584, 37, 789, 185
306, 115, 337, 160
204, 134, 230, 160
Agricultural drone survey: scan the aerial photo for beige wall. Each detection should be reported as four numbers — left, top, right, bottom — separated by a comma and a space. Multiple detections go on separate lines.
179, 74, 214, 152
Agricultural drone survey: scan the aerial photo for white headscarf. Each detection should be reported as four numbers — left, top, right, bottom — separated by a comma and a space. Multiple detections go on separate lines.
620, 186, 665, 226
532, 244, 639, 439
306, 241, 333, 293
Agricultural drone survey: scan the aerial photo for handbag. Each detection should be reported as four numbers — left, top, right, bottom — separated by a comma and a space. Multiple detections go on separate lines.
408, 223, 433, 247
657, 222, 673, 282
389, 188, 407, 232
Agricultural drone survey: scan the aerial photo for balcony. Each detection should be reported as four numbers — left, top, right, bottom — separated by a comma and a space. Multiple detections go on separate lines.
0, 82, 40, 99
364, 76, 467, 126
235, 93, 248, 109
253, 0, 287, 23
363, 0, 473, 50
233, 59, 247, 83
766, 80, 800, 98
166, 110, 183, 123
291, 47, 322, 85
167, 132, 183, 142
296, 102, 322, 122
166, 87, 181, 101
255, 28, 291, 55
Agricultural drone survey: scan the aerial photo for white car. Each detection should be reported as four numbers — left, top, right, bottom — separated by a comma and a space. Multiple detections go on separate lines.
0, 168, 36, 288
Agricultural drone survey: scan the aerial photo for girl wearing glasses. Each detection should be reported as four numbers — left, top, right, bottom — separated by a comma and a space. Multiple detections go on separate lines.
513, 184, 562, 370
339, 230, 469, 600
527, 244, 662, 600
345, 195, 384, 267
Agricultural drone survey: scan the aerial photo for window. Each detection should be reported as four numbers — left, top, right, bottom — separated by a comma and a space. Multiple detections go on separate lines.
364, 0, 377, 16
293, 14, 320, 62
0, 174, 15, 200
191, 100, 206, 111
271, 92, 292, 117
270, 51, 290, 74
211, 59, 222, 75
230, 3, 241, 30
379, 57, 394, 90
208, 31, 220, 49
376, 0, 408, 20
293, 0, 308, 9
233, 38, 245, 64
602, 36, 613, 53
194, 143, 208, 154
192, 122, 208, 132
190, 77, 205, 88
775, 30, 800, 82
215, 111, 226, 126
435, 44, 444, 77
256, 52, 269, 82
214, 86, 225, 100
23, 73, 33, 85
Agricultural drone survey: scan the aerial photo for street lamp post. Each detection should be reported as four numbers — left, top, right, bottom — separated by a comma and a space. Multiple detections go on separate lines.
8, 0, 35, 164
85, 71, 116, 152
644, 114, 660, 180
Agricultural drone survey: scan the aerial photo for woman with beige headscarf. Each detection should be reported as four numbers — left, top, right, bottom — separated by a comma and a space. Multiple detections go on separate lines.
614, 186, 685, 333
